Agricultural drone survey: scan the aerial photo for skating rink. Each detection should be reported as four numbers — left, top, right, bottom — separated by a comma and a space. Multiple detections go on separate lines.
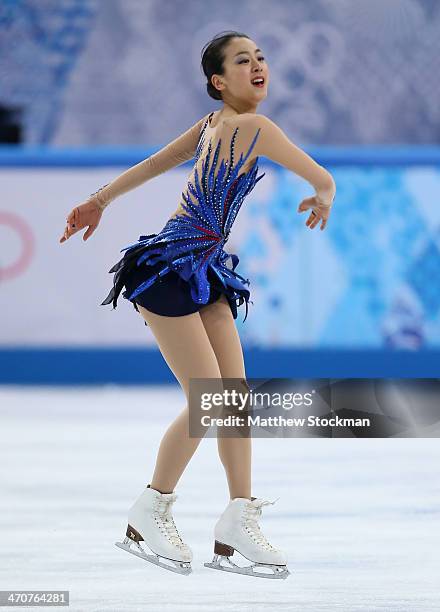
1, 386, 439, 612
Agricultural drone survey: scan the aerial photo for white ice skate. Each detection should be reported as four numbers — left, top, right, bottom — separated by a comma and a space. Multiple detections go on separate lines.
204, 496, 290, 579
115, 484, 193, 575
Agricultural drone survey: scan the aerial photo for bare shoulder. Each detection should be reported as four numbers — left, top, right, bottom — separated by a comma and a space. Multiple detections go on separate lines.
222, 112, 274, 132
224, 113, 270, 127
198, 112, 211, 129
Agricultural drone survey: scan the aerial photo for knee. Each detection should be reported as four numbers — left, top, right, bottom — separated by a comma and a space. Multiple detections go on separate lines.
186, 375, 226, 420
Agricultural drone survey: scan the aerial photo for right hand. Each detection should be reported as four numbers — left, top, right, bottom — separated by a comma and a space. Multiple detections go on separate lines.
59, 198, 103, 244
297, 195, 334, 231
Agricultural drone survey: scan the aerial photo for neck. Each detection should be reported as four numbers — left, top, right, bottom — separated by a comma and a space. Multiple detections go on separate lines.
220, 100, 258, 117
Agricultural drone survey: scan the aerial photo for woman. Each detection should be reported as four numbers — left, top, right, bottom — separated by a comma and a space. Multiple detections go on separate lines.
60, 31, 336, 579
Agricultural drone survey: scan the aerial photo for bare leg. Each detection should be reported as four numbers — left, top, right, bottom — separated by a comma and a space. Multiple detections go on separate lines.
137, 305, 222, 493
199, 295, 252, 500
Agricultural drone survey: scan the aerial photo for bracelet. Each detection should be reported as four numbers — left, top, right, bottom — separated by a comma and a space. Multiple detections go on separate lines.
89, 184, 110, 211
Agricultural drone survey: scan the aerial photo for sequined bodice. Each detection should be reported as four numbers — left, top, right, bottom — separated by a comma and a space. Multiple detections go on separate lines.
120, 112, 265, 264
165, 113, 265, 239
116, 113, 266, 319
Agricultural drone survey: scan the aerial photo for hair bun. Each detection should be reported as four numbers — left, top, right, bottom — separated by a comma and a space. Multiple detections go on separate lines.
201, 30, 250, 101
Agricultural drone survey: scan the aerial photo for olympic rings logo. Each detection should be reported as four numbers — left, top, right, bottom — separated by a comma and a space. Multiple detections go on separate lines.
0, 212, 35, 281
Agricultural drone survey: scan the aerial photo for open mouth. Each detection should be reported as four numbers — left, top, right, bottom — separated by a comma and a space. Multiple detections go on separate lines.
251, 77, 265, 88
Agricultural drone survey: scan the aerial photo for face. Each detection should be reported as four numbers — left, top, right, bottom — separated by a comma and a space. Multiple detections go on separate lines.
211, 37, 269, 104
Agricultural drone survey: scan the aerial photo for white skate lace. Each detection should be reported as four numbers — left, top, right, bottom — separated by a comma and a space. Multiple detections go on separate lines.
243, 497, 280, 552
153, 495, 188, 550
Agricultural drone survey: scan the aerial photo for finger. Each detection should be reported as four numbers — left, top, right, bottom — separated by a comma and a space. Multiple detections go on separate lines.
83, 224, 96, 241
68, 220, 82, 237
320, 218, 327, 231
298, 201, 311, 213
67, 206, 80, 227
62, 223, 76, 241
66, 210, 76, 230
306, 211, 316, 226
71, 207, 78, 228
310, 213, 321, 229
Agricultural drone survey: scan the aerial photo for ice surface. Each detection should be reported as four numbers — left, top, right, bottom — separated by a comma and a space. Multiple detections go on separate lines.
0, 386, 439, 612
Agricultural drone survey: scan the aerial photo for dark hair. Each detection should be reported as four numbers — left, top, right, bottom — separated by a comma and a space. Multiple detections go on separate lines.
200, 30, 251, 101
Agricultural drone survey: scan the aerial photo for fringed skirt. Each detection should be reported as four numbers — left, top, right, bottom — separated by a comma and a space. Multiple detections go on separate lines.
100, 233, 251, 327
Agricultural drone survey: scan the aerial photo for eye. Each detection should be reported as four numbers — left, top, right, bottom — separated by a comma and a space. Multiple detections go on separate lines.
238, 57, 265, 64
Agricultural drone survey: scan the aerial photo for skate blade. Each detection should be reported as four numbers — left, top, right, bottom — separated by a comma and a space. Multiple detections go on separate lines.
204, 555, 290, 580
115, 539, 192, 575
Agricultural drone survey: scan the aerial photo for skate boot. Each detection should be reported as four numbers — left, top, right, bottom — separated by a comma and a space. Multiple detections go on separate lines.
115, 484, 193, 575
204, 496, 290, 579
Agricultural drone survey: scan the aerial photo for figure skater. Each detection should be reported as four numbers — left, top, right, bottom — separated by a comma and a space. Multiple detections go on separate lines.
59, 31, 336, 579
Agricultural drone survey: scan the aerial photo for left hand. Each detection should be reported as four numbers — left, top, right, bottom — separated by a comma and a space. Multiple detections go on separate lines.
297, 195, 333, 231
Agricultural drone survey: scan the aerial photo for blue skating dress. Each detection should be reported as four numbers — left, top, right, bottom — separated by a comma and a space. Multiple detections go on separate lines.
101, 112, 265, 326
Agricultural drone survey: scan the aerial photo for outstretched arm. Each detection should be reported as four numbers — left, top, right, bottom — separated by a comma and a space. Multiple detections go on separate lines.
252, 115, 336, 206
90, 113, 210, 211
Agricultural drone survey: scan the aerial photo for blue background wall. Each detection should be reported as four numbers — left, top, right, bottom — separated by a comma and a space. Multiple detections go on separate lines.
0, 1, 439, 382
